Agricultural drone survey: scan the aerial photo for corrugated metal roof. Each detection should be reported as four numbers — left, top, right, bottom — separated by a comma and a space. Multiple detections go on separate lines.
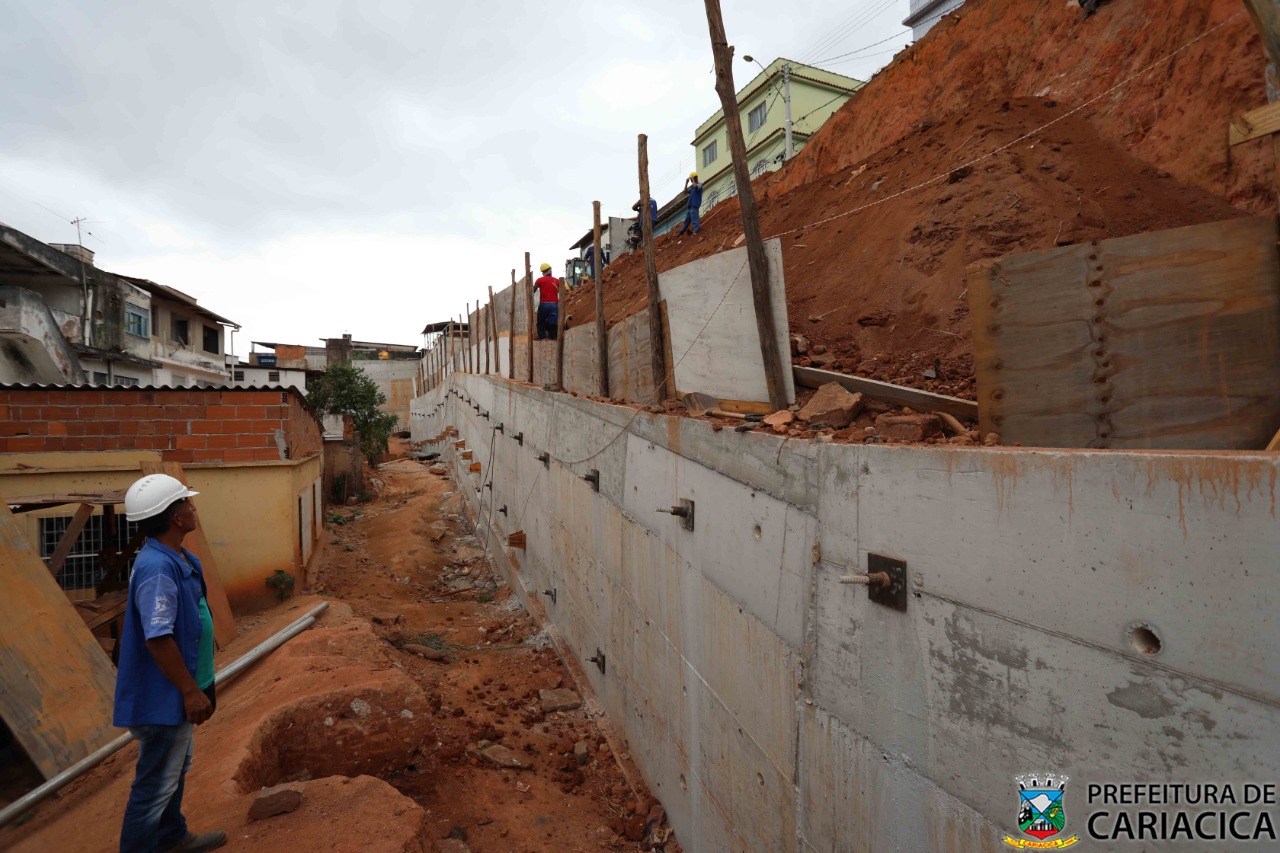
0, 382, 305, 399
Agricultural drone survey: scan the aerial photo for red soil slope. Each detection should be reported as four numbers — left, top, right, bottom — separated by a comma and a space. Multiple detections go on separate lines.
564, 0, 1267, 400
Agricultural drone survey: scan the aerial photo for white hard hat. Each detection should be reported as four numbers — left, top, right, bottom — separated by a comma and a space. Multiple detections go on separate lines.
125, 474, 199, 522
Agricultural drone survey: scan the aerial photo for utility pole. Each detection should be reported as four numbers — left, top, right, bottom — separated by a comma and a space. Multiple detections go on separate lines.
71, 216, 92, 346
592, 200, 609, 398
703, 0, 788, 411
783, 63, 794, 161
638, 134, 668, 401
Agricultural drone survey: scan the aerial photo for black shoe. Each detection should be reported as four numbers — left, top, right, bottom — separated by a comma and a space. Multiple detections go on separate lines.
163, 830, 228, 853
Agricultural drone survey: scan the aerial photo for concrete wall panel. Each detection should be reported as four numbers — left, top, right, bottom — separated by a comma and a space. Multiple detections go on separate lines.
412, 374, 1280, 853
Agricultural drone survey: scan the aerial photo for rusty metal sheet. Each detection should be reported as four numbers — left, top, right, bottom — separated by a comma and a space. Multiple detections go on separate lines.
0, 501, 120, 780
969, 216, 1280, 448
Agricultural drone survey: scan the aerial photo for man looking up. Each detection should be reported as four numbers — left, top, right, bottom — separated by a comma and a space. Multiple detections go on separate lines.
115, 474, 224, 853
535, 262, 560, 341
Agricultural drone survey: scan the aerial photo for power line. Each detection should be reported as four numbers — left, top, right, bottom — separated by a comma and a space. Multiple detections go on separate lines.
797, 0, 901, 65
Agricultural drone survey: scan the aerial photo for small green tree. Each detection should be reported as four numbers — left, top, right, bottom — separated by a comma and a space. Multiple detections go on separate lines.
306, 362, 401, 464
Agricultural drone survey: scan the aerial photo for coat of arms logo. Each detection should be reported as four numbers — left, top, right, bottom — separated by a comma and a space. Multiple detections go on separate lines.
1003, 774, 1080, 848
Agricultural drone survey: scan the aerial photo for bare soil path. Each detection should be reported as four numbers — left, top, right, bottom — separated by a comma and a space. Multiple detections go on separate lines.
2, 440, 675, 852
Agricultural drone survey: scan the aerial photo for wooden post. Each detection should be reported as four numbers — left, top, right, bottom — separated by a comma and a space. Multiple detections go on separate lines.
445, 322, 453, 373
458, 312, 465, 373
487, 285, 498, 375
525, 253, 535, 383
1243, 0, 1280, 209
638, 134, 668, 401
555, 279, 567, 390
702, 0, 789, 411
593, 200, 609, 397
509, 269, 517, 380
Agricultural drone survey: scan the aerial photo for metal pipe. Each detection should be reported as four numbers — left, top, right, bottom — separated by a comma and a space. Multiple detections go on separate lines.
0, 602, 329, 829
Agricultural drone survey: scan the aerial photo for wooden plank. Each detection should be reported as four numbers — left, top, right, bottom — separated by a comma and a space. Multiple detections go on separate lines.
139, 461, 236, 647
0, 501, 119, 780
794, 365, 979, 420
968, 216, 1280, 449
45, 502, 94, 578
1229, 101, 1280, 146
1267, 427, 1280, 451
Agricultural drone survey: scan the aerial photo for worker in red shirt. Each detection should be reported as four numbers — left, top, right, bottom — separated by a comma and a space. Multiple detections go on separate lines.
534, 263, 560, 341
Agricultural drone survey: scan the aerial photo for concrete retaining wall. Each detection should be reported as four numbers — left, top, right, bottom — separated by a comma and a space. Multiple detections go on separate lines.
410, 375, 1280, 852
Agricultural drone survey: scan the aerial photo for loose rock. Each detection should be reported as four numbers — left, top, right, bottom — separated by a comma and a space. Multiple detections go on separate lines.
763, 410, 795, 431
798, 383, 863, 429
468, 742, 531, 769
875, 413, 944, 442
539, 688, 582, 713
403, 644, 450, 662
248, 784, 303, 821
574, 741, 590, 765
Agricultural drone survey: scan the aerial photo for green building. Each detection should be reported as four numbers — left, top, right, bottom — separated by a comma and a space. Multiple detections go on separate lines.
658, 58, 863, 234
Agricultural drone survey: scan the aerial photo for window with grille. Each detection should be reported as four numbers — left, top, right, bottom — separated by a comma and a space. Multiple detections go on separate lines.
39, 514, 141, 593
113, 375, 139, 387
704, 189, 720, 209
702, 140, 717, 166
753, 159, 769, 177
92, 371, 109, 385
748, 102, 767, 133
268, 370, 280, 383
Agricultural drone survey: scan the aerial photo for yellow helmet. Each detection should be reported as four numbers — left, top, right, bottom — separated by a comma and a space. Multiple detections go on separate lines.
539, 263, 552, 272
689, 172, 698, 179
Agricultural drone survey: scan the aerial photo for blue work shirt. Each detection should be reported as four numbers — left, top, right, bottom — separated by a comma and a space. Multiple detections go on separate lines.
113, 539, 207, 727
648, 198, 658, 223
687, 183, 703, 209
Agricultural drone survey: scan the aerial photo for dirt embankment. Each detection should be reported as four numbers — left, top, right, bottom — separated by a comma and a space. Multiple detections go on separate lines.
6, 447, 677, 853
564, 0, 1265, 401
565, 97, 1243, 399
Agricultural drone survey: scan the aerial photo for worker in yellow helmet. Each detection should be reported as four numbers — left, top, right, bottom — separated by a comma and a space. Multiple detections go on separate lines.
677, 172, 702, 236
535, 263, 559, 341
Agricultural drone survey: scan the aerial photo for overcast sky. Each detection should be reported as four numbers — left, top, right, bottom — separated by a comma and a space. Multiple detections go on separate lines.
1, 0, 913, 354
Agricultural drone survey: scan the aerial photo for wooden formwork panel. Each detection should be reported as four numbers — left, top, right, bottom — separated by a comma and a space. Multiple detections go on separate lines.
969, 216, 1280, 449
608, 309, 657, 404
0, 501, 120, 780
562, 324, 603, 396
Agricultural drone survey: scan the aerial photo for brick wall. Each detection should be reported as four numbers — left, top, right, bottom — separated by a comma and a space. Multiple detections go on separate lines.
0, 387, 324, 464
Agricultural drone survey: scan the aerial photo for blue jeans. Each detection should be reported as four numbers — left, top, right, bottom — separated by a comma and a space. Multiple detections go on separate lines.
537, 303, 558, 340
678, 206, 700, 234
120, 722, 193, 853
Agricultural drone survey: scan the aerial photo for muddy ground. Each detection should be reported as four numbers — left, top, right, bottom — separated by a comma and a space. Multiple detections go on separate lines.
3, 440, 676, 853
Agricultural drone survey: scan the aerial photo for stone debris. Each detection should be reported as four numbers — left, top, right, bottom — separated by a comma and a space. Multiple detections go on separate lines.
763, 410, 795, 432
798, 383, 863, 428
875, 412, 944, 442
468, 741, 531, 769
539, 688, 582, 713
810, 352, 837, 369
429, 464, 448, 476
438, 840, 472, 853
403, 643, 450, 662
248, 784, 303, 821
574, 740, 590, 765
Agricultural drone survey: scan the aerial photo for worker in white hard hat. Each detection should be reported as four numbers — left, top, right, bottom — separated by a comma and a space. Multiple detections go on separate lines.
115, 474, 226, 853
534, 262, 560, 341
677, 172, 702, 236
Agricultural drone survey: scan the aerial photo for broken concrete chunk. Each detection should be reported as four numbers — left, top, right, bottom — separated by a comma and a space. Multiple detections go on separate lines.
810, 352, 837, 368
798, 384, 863, 429
428, 464, 448, 475
438, 839, 472, 853
874, 413, 944, 442
763, 410, 795, 431
574, 741, 590, 765
403, 644, 449, 661
248, 784, 303, 821
789, 334, 810, 356
539, 688, 582, 713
